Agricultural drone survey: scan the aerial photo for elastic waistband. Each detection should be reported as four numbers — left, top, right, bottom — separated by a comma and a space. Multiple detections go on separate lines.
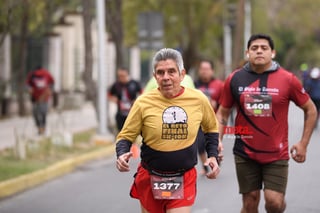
141, 162, 191, 177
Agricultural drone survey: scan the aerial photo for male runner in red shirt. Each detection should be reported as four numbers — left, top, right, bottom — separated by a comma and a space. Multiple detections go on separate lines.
26, 66, 54, 135
217, 34, 317, 213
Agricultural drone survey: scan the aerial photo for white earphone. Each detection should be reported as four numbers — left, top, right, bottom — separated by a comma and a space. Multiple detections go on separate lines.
246, 53, 249, 58
271, 53, 275, 58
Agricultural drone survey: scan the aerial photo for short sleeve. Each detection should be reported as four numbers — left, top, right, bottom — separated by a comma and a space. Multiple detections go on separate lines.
290, 74, 310, 107
220, 74, 235, 108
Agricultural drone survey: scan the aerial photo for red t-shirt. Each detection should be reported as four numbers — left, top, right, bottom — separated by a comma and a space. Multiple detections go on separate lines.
221, 65, 309, 163
26, 69, 54, 102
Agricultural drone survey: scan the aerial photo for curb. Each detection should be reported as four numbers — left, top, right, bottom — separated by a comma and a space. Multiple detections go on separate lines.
0, 144, 115, 199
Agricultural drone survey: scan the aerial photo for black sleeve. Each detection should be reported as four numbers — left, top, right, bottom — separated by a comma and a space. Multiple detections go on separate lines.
116, 139, 132, 158
129, 80, 142, 99
109, 83, 118, 97
194, 80, 199, 88
136, 81, 142, 93
204, 132, 219, 159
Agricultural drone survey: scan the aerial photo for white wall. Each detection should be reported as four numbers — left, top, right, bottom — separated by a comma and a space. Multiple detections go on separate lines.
44, 34, 62, 92
54, 23, 76, 91
130, 46, 141, 81
0, 34, 12, 97
65, 13, 85, 91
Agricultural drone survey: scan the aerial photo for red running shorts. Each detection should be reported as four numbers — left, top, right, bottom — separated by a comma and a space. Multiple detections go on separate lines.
130, 164, 197, 213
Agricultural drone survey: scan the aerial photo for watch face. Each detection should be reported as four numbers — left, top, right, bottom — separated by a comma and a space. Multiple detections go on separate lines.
163, 106, 187, 124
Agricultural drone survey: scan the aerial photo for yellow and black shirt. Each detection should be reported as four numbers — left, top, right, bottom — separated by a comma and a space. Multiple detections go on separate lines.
116, 87, 219, 172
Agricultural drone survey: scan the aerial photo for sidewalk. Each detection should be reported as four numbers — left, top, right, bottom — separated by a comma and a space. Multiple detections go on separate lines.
0, 102, 113, 151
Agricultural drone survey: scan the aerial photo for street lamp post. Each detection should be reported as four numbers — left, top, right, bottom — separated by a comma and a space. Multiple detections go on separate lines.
96, 0, 108, 135
244, 0, 251, 55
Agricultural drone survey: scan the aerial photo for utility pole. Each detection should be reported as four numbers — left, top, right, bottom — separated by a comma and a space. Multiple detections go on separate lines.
244, 0, 252, 55
96, 0, 108, 135
223, 1, 235, 78
223, 21, 232, 78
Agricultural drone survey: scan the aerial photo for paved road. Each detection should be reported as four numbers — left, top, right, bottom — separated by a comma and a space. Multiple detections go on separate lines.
0, 103, 319, 212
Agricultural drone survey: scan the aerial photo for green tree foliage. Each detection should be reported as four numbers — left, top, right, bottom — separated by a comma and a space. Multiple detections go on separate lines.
124, 0, 320, 73
2, 0, 320, 108
106, 0, 124, 68
123, 0, 225, 73
252, 0, 320, 70
0, 0, 81, 37
0, 0, 81, 115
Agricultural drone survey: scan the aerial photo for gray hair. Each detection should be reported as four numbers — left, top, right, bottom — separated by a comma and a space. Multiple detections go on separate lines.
152, 48, 184, 73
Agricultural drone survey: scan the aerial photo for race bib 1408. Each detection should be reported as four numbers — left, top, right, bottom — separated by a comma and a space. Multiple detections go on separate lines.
244, 94, 272, 117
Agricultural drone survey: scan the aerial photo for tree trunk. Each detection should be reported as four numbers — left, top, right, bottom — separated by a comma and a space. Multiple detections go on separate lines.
17, 0, 29, 116
105, 0, 124, 70
181, 2, 199, 72
183, 41, 198, 73
233, 0, 245, 70
81, 0, 98, 120
0, 0, 14, 46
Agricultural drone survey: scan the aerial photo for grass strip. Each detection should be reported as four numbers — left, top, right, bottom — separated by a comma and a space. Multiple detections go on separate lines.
0, 128, 109, 182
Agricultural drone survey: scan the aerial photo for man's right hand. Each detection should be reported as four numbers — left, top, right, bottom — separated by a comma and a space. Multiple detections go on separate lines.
116, 152, 133, 172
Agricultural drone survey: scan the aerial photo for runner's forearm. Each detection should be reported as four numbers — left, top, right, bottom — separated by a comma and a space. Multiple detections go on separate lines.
205, 132, 219, 159
116, 140, 132, 158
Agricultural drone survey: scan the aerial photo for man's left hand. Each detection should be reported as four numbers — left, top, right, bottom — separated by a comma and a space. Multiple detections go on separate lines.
204, 157, 220, 179
290, 142, 307, 163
